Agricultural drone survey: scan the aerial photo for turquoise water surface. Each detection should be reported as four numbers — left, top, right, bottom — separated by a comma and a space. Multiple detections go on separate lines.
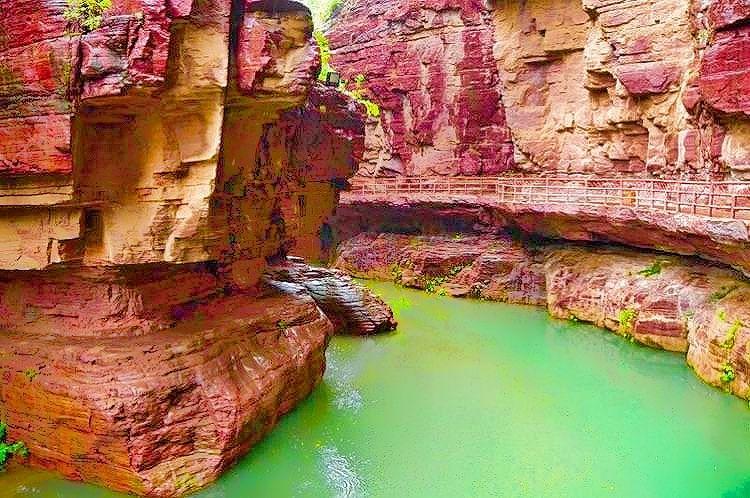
3, 281, 750, 497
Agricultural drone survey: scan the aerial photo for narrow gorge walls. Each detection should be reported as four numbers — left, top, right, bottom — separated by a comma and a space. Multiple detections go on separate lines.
327, 0, 750, 290
324, 0, 750, 403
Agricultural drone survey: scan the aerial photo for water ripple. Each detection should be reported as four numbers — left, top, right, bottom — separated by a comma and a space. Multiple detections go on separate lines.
319, 446, 366, 498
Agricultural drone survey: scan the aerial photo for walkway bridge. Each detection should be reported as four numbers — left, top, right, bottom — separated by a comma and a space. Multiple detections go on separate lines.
342, 176, 750, 221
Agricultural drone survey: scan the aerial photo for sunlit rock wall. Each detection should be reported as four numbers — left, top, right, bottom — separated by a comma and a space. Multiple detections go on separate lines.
327, 0, 750, 179
0, 1, 366, 496
0, 0, 357, 274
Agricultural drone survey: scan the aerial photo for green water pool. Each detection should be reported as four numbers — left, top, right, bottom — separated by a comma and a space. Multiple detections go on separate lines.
3, 281, 750, 497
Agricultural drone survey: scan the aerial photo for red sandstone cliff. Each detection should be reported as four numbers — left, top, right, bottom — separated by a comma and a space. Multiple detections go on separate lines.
328, 0, 750, 179
327, 0, 750, 280
327, 0, 515, 176
325, 0, 750, 404
0, 1, 371, 496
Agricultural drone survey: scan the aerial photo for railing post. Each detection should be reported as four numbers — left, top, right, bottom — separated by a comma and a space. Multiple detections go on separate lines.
584, 178, 589, 206
692, 188, 697, 215
732, 193, 737, 219
709, 183, 715, 218
650, 180, 654, 210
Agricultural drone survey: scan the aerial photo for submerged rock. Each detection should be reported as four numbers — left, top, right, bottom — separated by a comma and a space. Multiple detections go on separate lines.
266, 257, 397, 336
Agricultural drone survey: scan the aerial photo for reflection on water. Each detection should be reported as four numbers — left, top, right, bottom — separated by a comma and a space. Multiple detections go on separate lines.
3, 281, 750, 497
327, 339, 388, 413
319, 445, 365, 498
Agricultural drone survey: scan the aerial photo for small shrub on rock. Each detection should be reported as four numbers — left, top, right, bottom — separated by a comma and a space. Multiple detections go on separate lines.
638, 261, 664, 278
0, 421, 28, 471
618, 308, 638, 337
63, 0, 112, 32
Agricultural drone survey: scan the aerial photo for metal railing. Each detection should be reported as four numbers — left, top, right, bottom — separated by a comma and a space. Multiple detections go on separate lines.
343, 176, 750, 221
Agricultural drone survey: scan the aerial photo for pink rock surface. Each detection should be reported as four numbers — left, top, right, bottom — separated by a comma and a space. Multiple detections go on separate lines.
699, 25, 750, 116
327, 0, 750, 179
334, 233, 547, 305
333, 194, 750, 277
327, 0, 515, 177
0, 288, 332, 497
708, 0, 750, 29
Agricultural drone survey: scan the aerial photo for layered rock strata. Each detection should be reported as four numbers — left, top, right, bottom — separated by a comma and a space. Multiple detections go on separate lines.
0, 286, 332, 496
335, 232, 750, 399
265, 257, 397, 335
0, 0, 372, 496
334, 195, 750, 277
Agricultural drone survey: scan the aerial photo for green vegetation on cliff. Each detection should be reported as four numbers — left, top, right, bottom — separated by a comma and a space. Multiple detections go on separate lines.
0, 421, 28, 470
304, 0, 343, 27
618, 308, 638, 339
637, 260, 664, 277
313, 31, 381, 118
63, 0, 112, 32
306, 2, 381, 119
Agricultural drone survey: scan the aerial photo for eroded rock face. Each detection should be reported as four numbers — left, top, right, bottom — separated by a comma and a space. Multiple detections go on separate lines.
332, 197, 750, 276
1, 290, 331, 497
494, 0, 698, 175
0, 0, 370, 495
328, 0, 750, 278
327, 0, 515, 177
334, 232, 750, 399
0, 0, 347, 273
335, 232, 547, 305
328, 0, 750, 179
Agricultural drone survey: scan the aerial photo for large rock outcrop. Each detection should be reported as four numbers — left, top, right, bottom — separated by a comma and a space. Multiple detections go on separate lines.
0, 0, 372, 496
334, 232, 750, 399
1, 287, 332, 496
